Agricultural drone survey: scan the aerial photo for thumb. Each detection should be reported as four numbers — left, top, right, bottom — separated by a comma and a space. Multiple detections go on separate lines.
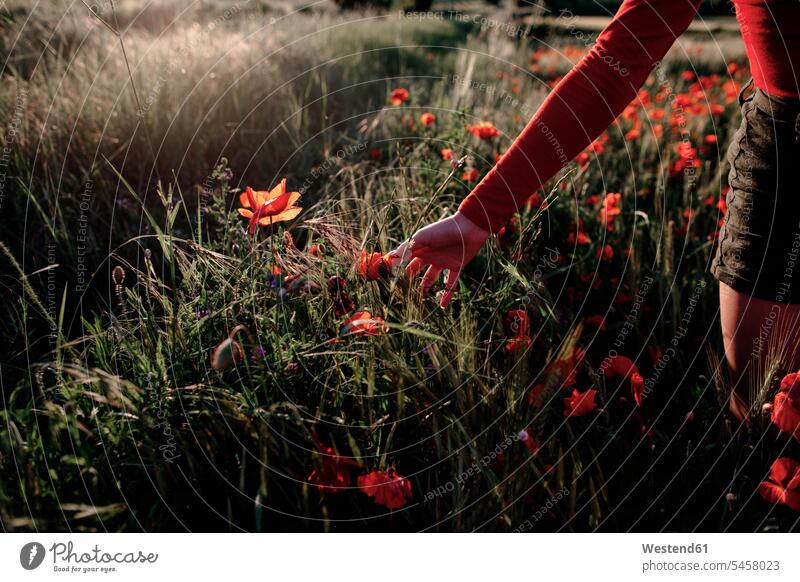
388, 239, 412, 265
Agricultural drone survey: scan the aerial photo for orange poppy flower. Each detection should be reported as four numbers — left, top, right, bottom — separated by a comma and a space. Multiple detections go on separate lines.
340, 310, 387, 337
462, 168, 479, 182
466, 121, 500, 140
598, 192, 622, 230
390, 88, 409, 106
358, 251, 393, 281
238, 178, 302, 234
419, 112, 436, 125
440, 148, 454, 161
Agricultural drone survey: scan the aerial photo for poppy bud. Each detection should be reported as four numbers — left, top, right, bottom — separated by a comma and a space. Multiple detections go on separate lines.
211, 337, 243, 371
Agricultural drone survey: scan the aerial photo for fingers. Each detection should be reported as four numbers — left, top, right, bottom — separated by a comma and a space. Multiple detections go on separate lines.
440, 269, 461, 309
388, 240, 412, 265
421, 265, 442, 294
405, 257, 426, 278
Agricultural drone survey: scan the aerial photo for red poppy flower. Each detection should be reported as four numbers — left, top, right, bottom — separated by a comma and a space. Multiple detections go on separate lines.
548, 346, 585, 389
466, 121, 500, 140
598, 192, 622, 230
390, 88, 409, 105
307, 440, 362, 493
359, 251, 393, 280
238, 179, 302, 234
567, 230, 591, 245
357, 469, 413, 510
771, 371, 800, 441
505, 336, 533, 353
631, 372, 646, 407
419, 112, 436, 125
596, 244, 614, 261
440, 148, 454, 161
601, 354, 639, 380
369, 149, 382, 160
564, 388, 598, 417
504, 309, 530, 337
758, 457, 800, 512
462, 168, 479, 182
340, 311, 387, 337
328, 276, 355, 316
526, 192, 544, 209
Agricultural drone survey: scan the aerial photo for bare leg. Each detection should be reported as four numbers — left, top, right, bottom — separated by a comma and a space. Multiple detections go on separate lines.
719, 282, 800, 421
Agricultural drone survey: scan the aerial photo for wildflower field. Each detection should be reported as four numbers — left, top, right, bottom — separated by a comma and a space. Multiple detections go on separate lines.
2, 0, 799, 532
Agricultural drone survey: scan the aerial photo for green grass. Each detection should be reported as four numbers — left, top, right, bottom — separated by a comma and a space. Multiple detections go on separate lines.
1, 1, 795, 532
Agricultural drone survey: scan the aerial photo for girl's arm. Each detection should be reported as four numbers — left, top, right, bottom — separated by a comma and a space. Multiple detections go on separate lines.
459, 0, 702, 233
393, 0, 702, 307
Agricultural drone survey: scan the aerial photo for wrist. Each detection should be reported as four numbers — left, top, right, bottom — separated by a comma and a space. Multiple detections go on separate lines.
457, 198, 501, 234
455, 210, 490, 235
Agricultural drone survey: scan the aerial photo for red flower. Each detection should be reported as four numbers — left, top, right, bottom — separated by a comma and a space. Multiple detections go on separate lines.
462, 168, 479, 182
771, 371, 800, 441
390, 88, 409, 105
564, 388, 598, 417
567, 229, 591, 245
359, 250, 393, 280
504, 309, 533, 352
307, 440, 362, 493
238, 179, 302, 234
504, 309, 530, 337
625, 128, 640, 140
601, 354, 639, 380
328, 276, 355, 316
369, 149, 382, 160
505, 336, 533, 353
596, 244, 614, 261
419, 112, 436, 125
598, 192, 622, 230
340, 311, 387, 337
631, 372, 646, 407
466, 121, 500, 140
357, 469, 413, 510
440, 148, 454, 161
526, 192, 544, 209
758, 457, 800, 512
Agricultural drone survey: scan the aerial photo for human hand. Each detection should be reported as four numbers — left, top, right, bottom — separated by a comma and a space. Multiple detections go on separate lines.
389, 211, 490, 308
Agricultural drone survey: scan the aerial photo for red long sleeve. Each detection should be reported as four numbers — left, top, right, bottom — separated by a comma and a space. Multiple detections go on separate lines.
458, 0, 702, 234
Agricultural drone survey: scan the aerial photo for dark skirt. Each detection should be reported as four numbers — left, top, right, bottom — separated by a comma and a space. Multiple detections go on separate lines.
711, 81, 800, 304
